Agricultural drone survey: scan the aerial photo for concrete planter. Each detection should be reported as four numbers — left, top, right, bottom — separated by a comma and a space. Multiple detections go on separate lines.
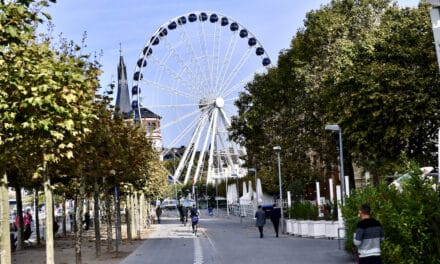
324, 221, 338, 239
298, 220, 309, 237
285, 219, 293, 234
308, 220, 326, 238
292, 220, 299, 236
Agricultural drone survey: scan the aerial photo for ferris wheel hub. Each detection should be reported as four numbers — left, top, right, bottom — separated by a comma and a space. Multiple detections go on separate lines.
215, 97, 224, 108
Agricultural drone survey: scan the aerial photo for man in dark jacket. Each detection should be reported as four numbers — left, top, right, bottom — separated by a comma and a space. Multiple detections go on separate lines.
353, 204, 384, 264
270, 203, 281, 237
255, 205, 266, 238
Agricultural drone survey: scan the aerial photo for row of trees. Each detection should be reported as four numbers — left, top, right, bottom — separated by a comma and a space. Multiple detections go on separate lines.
230, 0, 440, 198
0, 1, 167, 263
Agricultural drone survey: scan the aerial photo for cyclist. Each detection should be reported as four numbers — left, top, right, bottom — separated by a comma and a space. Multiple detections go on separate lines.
190, 204, 199, 235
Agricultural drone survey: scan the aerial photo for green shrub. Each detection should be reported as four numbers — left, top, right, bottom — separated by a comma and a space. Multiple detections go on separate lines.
289, 201, 318, 220
342, 168, 440, 263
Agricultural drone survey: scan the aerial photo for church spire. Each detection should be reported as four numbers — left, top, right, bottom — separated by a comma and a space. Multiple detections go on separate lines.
115, 43, 132, 118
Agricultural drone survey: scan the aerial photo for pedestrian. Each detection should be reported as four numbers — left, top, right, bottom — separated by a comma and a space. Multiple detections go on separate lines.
183, 206, 189, 226
270, 203, 281, 237
190, 204, 199, 233
68, 211, 74, 232
84, 211, 91, 230
255, 205, 266, 238
353, 204, 384, 264
178, 204, 184, 224
156, 205, 162, 224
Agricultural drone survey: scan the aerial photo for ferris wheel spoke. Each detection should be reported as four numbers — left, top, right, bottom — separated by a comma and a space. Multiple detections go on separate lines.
174, 114, 207, 182
147, 102, 203, 109
157, 108, 204, 132
206, 109, 219, 183
147, 53, 200, 94
215, 33, 240, 94
184, 113, 210, 184
160, 35, 200, 88
163, 115, 200, 152
178, 20, 211, 97
220, 48, 254, 95
221, 64, 266, 99
140, 79, 198, 100
197, 21, 217, 96
193, 109, 216, 183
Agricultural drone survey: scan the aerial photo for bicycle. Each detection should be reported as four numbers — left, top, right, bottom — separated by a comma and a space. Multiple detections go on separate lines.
191, 215, 199, 235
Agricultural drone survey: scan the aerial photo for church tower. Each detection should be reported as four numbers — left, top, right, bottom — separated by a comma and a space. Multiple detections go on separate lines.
115, 46, 132, 119
115, 45, 163, 153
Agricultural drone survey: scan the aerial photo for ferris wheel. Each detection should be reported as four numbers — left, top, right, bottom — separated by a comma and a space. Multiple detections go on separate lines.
132, 11, 271, 185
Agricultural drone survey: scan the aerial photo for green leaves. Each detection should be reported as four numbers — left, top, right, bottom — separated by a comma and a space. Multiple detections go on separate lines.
343, 168, 440, 263
230, 0, 440, 184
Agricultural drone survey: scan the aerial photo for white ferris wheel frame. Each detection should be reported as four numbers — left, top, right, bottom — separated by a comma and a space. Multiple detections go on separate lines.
131, 11, 272, 185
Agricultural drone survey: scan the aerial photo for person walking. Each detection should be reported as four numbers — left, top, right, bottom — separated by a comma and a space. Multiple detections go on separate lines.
255, 205, 266, 238
270, 203, 281, 237
353, 204, 384, 264
178, 204, 184, 224
156, 205, 163, 224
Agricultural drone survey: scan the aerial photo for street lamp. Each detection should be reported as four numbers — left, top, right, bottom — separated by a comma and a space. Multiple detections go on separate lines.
173, 149, 178, 206
273, 146, 284, 234
248, 168, 258, 206
325, 124, 345, 203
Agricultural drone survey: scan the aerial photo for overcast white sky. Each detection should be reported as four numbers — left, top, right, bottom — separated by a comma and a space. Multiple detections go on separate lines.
44, 0, 420, 89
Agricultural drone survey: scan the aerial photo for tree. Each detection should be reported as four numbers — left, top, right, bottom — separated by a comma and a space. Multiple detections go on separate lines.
230, 1, 440, 194
0, 1, 99, 262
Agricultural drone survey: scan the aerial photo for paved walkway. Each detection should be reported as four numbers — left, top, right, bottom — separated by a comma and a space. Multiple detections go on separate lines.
121, 210, 354, 264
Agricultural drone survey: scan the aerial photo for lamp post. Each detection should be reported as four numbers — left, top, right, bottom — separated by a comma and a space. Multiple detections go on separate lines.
173, 149, 178, 204
273, 146, 284, 234
325, 124, 345, 203
248, 168, 258, 206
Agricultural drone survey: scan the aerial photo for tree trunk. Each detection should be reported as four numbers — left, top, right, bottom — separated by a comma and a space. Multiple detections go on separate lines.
126, 194, 132, 241
115, 185, 121, 245
15, 184, 23, 251
135, 192, 140, 239
75, 176, 85, 264
44, 171, 55, 264
93, 179, 101, 257
140, 193, 144, 229
104, 190, 113, 252
130, 192, 135, 239
1, 171, 11, 264
73, 194, 78, 233
34, 188, 41, 245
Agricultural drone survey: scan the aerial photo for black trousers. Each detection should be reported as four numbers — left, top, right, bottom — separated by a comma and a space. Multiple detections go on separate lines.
359, 256, 382, 264
272, 219, 280, 237
258, 226, 264, 238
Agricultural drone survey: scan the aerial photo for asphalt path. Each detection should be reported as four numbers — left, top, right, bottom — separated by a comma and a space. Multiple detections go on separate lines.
121, 211, 353, 264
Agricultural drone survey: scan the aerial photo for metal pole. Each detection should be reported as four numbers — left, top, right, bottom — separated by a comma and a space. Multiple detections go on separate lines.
226, 174, 229, 217
274, 147, 284, 234
173, 150, 177, 203
215, 179, 219, 216
338, 129, 345, 203
254, 170, 258, 206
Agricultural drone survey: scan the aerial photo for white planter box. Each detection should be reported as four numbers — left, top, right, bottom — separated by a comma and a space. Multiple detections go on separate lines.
324, 221, 338, 238
299, 220, 309, 237
308, 221, 326, 238
292, 220, 299, 236
285, 219, 293, 234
